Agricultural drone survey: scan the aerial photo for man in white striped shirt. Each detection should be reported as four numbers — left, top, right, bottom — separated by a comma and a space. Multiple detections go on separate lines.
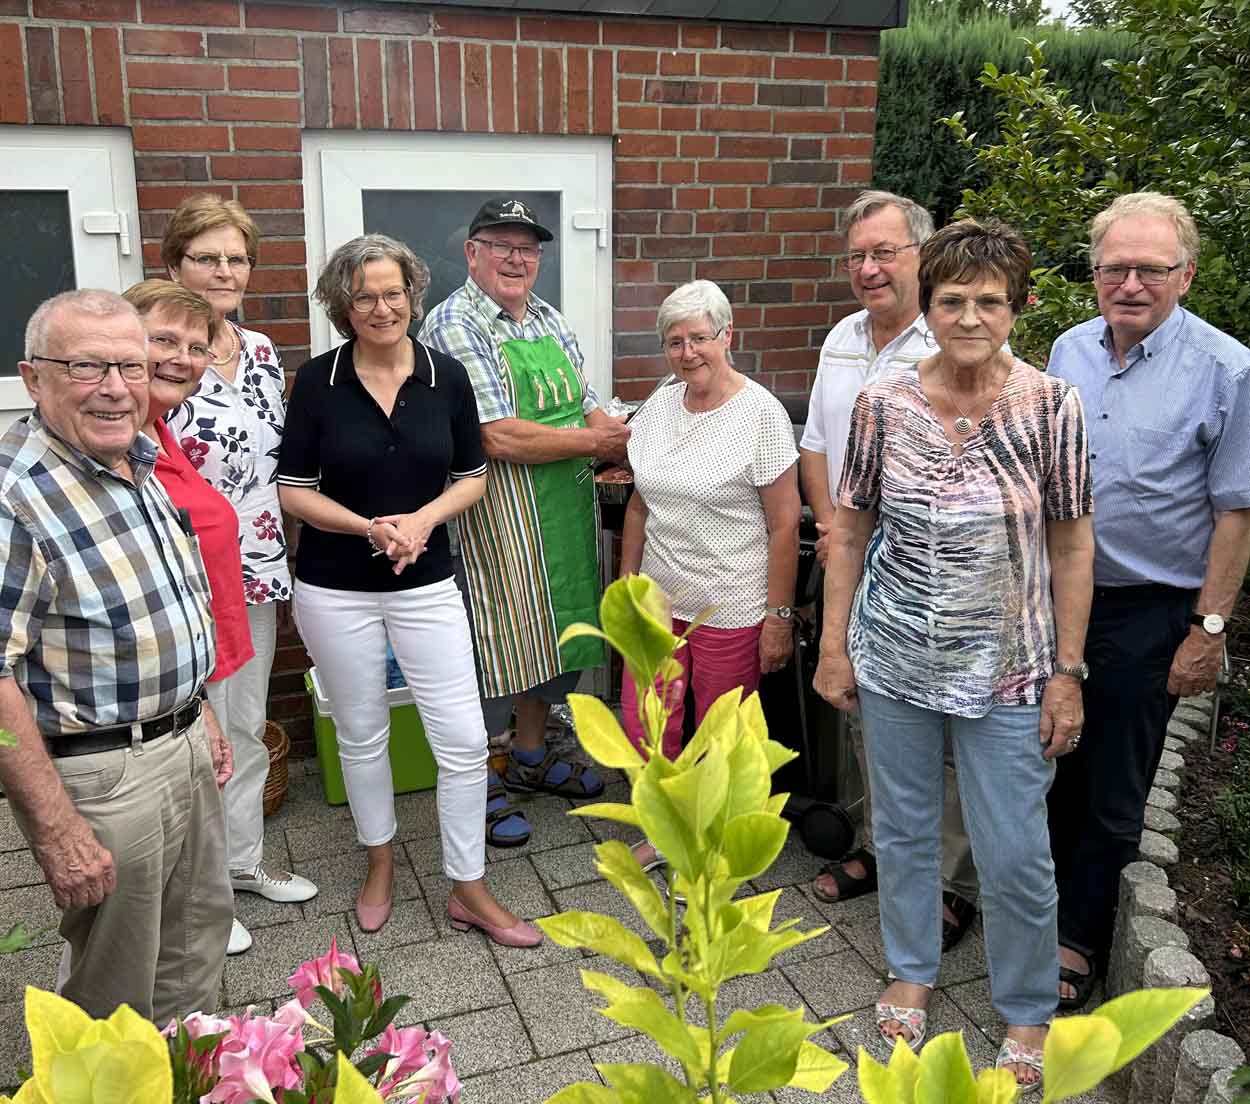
802, 190, 979, 951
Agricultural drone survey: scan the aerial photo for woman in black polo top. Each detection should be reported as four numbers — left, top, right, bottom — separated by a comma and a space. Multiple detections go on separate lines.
278, 234, 541, 946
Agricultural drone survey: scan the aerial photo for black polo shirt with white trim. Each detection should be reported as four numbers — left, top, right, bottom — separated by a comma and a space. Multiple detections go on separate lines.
277, 337, 487, 592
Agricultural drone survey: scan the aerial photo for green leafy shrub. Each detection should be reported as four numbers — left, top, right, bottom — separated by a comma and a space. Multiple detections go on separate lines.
538, 575, 1211, 1102
1214, 734, 1250, 913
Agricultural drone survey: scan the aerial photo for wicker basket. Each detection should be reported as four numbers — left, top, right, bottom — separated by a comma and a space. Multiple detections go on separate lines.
262, 719, 290, 817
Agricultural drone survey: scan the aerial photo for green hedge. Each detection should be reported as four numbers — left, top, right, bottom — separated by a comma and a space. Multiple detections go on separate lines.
874, 16, 1137, 228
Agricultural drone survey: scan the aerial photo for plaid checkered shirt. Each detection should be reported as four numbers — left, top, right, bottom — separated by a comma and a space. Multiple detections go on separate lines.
418, 276, 601, 423
0, 413, 216, 738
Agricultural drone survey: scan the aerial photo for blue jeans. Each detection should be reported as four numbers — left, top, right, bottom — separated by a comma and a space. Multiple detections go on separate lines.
859, 687, 1058, 1025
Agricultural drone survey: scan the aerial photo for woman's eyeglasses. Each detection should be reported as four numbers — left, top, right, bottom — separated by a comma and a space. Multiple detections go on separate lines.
183, 252, 253, 272
149, 334, 212, 362
931, 294, 1013, 318
662, 329, 724, 355
350, 288, 411, 314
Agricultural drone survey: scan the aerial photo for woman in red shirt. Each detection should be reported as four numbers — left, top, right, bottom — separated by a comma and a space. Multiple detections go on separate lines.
123, 280, 310, 956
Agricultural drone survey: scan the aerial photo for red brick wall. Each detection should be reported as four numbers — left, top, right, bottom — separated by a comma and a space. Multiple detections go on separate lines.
0, 1, 880, 751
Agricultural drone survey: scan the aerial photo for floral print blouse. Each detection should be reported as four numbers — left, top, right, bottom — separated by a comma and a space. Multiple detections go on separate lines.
168, 323, 291, 606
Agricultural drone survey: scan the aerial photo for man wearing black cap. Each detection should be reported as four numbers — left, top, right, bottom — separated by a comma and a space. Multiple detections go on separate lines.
420, 199, 629, 846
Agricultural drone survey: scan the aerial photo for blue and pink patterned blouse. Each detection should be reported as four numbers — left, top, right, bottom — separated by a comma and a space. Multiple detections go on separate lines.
839, 358, 1091, 717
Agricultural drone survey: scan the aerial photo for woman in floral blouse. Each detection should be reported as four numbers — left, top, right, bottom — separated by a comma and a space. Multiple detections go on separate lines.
163, 194, 317, 955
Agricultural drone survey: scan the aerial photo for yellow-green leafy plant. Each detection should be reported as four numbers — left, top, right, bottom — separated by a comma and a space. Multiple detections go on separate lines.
857, 988, 1209, 1103
0, 985, 171, 1103
539, 575, 848, 1102
539, 575, 1211, 1103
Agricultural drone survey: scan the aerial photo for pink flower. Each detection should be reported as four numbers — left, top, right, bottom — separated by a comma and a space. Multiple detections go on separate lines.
162, 1009, 231, 1040
252, 511, 280, 541
368, 1026, 461, 1102
204, 1009, 303, 1104
244, 579, 271, 603
181, 437, 210, 470
255, 344, 272, 363
287, 936, 364, 1008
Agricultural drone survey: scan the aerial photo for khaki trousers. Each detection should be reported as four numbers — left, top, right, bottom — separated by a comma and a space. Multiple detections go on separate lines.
19, 714, 232, 1024
848, 711, 980, 903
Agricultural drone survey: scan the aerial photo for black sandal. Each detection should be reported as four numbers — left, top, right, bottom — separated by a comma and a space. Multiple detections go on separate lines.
1058, 963, 1097, 1011
941, 891, 977, 952
811, 848, 878, 903
503, 750, 605, 799
485, 780, 531, 848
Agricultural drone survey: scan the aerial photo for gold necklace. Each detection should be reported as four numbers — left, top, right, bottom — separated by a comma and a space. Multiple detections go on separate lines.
210, 322, 239, 367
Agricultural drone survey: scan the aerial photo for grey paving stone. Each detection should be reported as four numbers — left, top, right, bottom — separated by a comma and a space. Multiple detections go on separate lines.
0, 942, 62, 1005
682, 968, 807, 1029
829, 991, 998, 1071
582, 781, 636, 845
1159, 748, 1185, 773
1153, 767, 1182, 791
587, 1031, 683, 1082
458, 1051, 601, 1104
293, 848, 422, 920
402, 836, 449, 877
1148, 786, 1179, 812
509, 953, 642, 1057
380, 935, 510, 1025
0, 848, 41, 890
530, 841, 602, 891
0, 997, 31, 1090
553, 879, 660, 942
800, 882, 881, 927
0, 802, 28, 852
766, 885, 851, 967
232, 883, 309, 930
1143, 805, 1182, 833
421, 854, 554, 938
221, 914, 352, 1007
435, 1003, 535, 1078
261, 769, 354, 831
349, 892, 436, 959
391, 788, 444, 843
0, 883, 60, 948
834, 912, 988, 989
485, 791, 596, 862
285, 816, 364, 862
783, 947, 885, 1018
488, 925, 586, 976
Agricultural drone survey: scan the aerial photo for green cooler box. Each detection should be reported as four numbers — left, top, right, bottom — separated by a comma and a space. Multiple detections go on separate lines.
305, 667, 438, 805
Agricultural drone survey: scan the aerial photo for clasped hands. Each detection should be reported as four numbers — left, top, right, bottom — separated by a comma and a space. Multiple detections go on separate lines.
370, 512, 434, 575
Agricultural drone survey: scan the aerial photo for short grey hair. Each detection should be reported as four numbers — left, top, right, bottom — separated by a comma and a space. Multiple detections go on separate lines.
1089, 191, 1200, 267
25, 289, 141, 360
844, 189, 935, 245
314, 233, 433, 339
656, 279, 733, 342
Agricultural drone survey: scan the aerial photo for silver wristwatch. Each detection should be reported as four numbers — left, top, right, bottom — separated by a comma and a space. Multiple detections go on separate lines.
1053, 661, 1089, 681
1190, 612, 1226, 635
766, 605, 794, 620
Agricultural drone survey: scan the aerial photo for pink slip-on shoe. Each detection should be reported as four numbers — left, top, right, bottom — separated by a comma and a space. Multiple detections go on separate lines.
355, 892, 393, 933
447, 894, 543, 948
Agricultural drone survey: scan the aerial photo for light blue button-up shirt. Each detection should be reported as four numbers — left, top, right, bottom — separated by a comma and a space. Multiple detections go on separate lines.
1048, 305, 1250, 589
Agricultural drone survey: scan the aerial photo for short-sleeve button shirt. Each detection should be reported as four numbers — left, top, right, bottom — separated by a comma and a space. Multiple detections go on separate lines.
277, 338, 487, 592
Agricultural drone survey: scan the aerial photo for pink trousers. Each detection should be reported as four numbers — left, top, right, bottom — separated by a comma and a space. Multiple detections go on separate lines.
621, 619, 763, 760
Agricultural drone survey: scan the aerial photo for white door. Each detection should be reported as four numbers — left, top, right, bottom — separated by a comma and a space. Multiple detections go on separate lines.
304, 132, 614, 401
0, 126, 143, 429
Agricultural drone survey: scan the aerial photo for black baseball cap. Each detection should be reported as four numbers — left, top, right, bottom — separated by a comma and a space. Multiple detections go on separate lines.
468, 198, 554, 243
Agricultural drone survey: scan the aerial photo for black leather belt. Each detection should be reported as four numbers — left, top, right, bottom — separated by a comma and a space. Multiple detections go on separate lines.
50, 695, 204, 759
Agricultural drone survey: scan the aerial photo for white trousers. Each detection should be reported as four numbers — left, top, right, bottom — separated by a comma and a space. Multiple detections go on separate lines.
207, 601, 278, 873
293, 577, 488, 881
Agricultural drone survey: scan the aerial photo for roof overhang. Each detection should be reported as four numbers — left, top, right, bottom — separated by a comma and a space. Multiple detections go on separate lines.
414, 1, 907, 29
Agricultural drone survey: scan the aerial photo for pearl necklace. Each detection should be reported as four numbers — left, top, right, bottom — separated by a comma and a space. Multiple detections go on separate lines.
210, 322, 239, 367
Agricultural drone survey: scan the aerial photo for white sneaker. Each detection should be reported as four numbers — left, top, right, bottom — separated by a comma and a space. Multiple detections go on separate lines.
227, 918, 252, 955
229, 863, 319, 903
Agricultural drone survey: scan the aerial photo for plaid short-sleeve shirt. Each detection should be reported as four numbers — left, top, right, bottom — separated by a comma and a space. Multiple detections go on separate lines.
418, 277, 601, 424
0, 413, 215, 738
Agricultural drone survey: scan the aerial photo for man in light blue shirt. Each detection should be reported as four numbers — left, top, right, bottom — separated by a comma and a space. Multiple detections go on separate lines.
1046, 192, 1250, 1009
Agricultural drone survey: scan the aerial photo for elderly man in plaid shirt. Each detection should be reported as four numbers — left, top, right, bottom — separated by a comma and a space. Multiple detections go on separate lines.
0, 289, 233, 1023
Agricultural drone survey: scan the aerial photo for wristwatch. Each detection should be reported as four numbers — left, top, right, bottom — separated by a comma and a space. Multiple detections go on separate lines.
1053, 661, 1089, 681
766, 605, 794, 620
1190, 612, 1226, 635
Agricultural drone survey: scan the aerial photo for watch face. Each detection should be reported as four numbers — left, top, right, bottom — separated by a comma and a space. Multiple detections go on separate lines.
1203, 613, 1225, 634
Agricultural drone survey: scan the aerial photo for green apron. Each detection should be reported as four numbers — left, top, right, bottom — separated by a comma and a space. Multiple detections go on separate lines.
457, 333, 603, 697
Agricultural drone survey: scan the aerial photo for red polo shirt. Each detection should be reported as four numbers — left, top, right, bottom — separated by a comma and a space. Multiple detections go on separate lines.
154, 418, 254, 682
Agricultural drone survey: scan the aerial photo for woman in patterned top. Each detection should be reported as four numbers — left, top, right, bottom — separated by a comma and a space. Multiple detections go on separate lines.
813, 220, 1093, 1090
621, 280, 801, 871
162, 195, 316, 956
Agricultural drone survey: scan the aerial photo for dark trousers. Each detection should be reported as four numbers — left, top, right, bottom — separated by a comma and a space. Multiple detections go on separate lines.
1047, 583, 1193, 965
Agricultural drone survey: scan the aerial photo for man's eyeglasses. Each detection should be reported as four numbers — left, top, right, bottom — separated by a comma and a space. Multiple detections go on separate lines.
931, 294, 1013, 318
663, 329, 724, 356
184, 252, 253, 271
471, 238, 543, 263
844, 242, 918, 271
1092, 263, 1183, 286
149, 334, 212, 362
30, 355, 149, 384
350, 287, 411, 314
